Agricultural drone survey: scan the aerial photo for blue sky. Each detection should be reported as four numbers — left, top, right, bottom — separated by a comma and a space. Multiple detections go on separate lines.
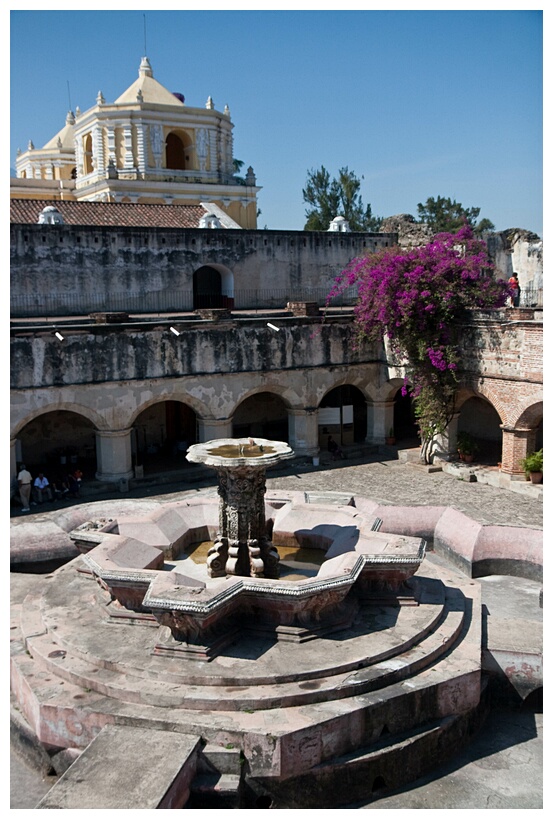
9, 7, 543, 235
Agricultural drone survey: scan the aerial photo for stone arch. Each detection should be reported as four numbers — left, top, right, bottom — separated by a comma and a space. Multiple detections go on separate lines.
11, 402, 107, 439
132, 398, 200, 468
193, 263, 234, 310
513, 400, 543, 430
455, 381, 508, 425
318, 383, 368, 446
165, 130, 193, 170
13, 407, 103, 477
457, 394, 503, 463
232, 383, 301, 411
232, 389, 293, 442
128, 392, 213, 429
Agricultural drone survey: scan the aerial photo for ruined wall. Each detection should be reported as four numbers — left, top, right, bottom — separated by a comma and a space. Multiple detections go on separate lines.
379, 215, 543, 293
486, 229, 543, 290
379, 214, 433, 248
10, 225, 395, 315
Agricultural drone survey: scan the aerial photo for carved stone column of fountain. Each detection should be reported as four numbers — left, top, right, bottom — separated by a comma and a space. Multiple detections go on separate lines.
186, 438, 294, 578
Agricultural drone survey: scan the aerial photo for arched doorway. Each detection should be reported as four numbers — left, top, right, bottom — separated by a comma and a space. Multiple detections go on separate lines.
458, 396, 502, 463
83, 133, 93, 175
319, 385, 367, 448
133, 400, 198, 473
392, 388, 419, 445
232, 393, 289, 441
193, 265, 234, 310
16, 410, 98, 480
165, 132, 191, 170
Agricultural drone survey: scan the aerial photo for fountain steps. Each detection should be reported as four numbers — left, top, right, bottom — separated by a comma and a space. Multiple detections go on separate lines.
11, 569, 481, 793
17, 562, 466, 713
249, 689, 489, 809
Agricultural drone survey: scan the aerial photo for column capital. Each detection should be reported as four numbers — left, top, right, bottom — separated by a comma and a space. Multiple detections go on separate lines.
95, 428, 133, 440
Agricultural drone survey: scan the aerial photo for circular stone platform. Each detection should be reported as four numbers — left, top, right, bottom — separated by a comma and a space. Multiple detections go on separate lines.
11, 491, 488, 808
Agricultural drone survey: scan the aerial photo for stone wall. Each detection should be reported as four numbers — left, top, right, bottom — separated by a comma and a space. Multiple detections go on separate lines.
10, 225, 395, 315
10, 317, 377, 391
379, 214, 433, 248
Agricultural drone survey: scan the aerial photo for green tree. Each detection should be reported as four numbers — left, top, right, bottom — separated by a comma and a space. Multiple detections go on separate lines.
303, 166, 382, 231
417, 195, 494, 234
233, 158, 246, 185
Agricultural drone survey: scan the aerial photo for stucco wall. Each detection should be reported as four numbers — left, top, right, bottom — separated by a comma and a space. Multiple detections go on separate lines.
10, 226, 395, 315
10, 318, 379, 391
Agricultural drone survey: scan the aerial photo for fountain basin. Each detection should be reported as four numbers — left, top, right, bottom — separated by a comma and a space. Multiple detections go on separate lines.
81, 494, 425, 658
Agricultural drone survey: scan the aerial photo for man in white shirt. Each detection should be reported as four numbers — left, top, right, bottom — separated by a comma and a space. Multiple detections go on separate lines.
33, 473, 53, 504
17, 464, 33, 511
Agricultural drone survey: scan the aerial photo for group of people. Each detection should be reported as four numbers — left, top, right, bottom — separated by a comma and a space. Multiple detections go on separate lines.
16, 464, 82, 512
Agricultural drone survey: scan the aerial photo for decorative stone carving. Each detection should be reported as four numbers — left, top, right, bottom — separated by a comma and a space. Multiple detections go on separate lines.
196, 127, 208, 171
149, 124, 163, 169
186, 438, 294, 578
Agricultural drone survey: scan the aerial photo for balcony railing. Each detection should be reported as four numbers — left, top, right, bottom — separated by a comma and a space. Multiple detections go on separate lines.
519, 287, 543, 309
10, 287, 360, 319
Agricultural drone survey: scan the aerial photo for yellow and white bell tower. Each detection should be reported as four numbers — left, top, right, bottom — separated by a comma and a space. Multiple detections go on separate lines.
13, 57, 260, 228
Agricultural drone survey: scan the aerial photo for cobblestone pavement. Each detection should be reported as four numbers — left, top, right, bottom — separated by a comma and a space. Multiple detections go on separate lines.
266, 459, 542, 529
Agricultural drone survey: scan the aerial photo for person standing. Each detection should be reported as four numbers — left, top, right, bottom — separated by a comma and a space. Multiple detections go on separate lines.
508, 272, 521, 307
17, 464, 33, 511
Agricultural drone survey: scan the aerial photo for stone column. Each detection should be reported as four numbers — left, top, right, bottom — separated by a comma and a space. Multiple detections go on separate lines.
95, 429, 134, 483
10, 439, 18, 493
288, 408, 319, 456
433, 412, 460, 461
122, 123, 135, 171
198, 418, 233, 442
371, 401, 395, 445
209, 466, 279, 579
500, 425, 535, 477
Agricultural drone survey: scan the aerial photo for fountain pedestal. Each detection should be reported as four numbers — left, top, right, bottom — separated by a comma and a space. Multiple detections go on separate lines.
186, 438, 294, 578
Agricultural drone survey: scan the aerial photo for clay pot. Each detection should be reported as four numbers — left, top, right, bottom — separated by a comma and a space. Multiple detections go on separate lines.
385, 437, 396, 445
529, 471, 543, 484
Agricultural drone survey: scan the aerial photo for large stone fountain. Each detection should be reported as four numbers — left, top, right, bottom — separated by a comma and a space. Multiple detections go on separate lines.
10, 437, 488, 808
185, 437, 293, 579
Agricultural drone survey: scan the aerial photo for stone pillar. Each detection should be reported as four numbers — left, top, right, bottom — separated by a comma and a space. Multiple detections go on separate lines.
95, 429, 134, 483
209, 466, 279, 579
198, 418, 233, 443
371, 401, 395, 445
10, 439, 18, 492
288, 408, 319, 456
500, 425, 535, 477
122, 122, 135, 170
433, 412, 460, 461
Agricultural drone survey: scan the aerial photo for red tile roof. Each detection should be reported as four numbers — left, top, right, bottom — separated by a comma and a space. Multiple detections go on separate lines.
10, 199, 208, 228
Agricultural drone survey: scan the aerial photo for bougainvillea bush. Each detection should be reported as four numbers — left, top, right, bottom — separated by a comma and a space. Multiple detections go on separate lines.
328, 226, 509, 461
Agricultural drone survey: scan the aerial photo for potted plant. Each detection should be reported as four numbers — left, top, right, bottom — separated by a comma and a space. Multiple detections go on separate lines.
457, 432, 478, 463
385, 427, 396, 445
521, 449, 543, 484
